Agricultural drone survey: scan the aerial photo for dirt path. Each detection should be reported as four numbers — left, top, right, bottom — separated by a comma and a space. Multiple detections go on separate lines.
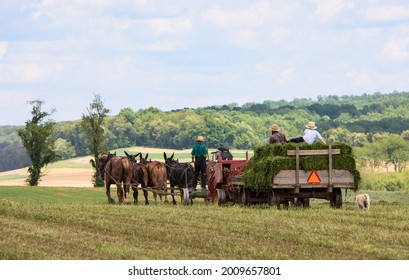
0, 167, 94, 187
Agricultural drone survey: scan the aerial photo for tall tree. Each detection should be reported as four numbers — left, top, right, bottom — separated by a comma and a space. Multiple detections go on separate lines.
81, 94, 110, 187
17, 100, 57, 186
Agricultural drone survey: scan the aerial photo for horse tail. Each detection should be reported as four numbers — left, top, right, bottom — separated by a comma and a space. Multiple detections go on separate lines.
121, 158, 133, 194
157, 165, 166, 190
122, 158, 131, 180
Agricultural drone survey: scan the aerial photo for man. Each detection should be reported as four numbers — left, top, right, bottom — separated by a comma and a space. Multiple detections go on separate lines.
269, 124, 287, 144
289, 121, 326, 144
191, 135, 208, 191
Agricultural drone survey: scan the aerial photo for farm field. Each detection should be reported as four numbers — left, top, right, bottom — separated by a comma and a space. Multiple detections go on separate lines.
1, 186, 408, 260
1, 146, 408, 260
0, 146, 252, 187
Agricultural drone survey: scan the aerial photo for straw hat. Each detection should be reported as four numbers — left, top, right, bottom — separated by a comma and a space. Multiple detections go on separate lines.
197, 135, 204, 142
270, 124, 280, 131
306, 121, 317, 129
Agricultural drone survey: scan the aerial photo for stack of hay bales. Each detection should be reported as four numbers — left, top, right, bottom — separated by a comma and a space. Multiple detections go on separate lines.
241, 142, 361, 192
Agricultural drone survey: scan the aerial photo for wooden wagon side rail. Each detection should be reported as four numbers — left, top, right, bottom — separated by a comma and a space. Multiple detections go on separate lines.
272, 170, 355, 188
286, 148, 340, 156
284, 144, 342, 193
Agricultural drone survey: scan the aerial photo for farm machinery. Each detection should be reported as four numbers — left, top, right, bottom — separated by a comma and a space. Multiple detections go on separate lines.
182, 143, 360, 208
180, 145, 249, 205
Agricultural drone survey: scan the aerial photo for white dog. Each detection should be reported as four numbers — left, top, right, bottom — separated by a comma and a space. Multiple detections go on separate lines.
355, 193, 370, 210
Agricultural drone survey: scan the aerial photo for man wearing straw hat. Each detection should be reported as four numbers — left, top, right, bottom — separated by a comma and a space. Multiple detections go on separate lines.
289, 121, 326, 144
269, 124, 287, 144
191, 135, 209, 191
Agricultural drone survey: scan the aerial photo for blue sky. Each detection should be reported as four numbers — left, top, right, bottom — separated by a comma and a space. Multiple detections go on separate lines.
1, 0, 409, 125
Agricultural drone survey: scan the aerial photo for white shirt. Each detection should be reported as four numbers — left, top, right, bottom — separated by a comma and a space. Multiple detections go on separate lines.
303, 129, 324, 144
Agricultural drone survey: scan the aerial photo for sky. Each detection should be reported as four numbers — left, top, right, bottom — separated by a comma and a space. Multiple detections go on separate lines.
1, 0, 409, 126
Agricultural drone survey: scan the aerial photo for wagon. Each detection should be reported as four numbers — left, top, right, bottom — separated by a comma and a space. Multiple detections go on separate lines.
212, 144, 359, 208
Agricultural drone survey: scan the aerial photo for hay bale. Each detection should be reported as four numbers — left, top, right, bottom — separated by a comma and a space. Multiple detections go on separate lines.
241, 142, 360, 192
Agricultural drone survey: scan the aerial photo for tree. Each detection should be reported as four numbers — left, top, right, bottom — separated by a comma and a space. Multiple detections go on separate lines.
355, 134, 409, 172
17, 100, 57, 186
81, 94, 110, 187
384, 135, 409, 172
54, 138, 76, 159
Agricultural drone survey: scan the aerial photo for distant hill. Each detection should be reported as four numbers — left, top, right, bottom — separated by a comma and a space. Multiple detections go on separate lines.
1, 91, 409, 172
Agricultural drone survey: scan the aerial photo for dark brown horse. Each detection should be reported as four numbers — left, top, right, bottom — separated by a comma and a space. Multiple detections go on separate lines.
97, 152, 132, 205
124, 151, 149, 205
163, 152, 194, 204
139, 153, 168, 203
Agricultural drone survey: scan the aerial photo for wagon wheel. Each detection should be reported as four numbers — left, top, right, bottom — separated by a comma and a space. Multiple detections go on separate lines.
229, 186, 240, 204
213, 188, 226, 206
330, 188, 342, 208
181, 188, 190, 206
268, 189, 281, 208
239, 188, 250, 206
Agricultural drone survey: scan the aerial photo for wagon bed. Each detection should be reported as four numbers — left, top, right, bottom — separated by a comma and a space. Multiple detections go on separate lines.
231, 144, 358, 208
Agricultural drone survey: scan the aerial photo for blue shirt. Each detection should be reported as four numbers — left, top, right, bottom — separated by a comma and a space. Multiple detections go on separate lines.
191, 142, 208, 157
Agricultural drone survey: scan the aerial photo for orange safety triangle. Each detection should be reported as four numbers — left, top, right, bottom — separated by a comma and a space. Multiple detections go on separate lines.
307, 170, 321, 184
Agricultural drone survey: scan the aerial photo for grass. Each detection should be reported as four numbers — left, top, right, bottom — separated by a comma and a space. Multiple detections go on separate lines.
47, 159, 91, 169
1, 186, 408, 260
0, 174, 26, 181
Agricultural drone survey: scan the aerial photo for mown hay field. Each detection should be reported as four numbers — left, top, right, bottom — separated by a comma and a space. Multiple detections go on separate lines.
1, 186, 408, 260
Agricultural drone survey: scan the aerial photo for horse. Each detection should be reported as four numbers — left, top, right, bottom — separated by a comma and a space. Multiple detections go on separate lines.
139, 153, 168, 203
97, 152, 133, 205
163, 152, 194, 205
124, 151, 149, 205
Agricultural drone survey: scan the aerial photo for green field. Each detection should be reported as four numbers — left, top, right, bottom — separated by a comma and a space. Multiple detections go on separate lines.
1, 186, 408, 260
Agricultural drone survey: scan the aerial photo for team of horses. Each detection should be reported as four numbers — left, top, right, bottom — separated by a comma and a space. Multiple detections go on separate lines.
97, 151, 194, 205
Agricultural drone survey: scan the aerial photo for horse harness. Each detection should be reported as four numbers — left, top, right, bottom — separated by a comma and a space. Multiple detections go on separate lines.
165, 161, 193, 188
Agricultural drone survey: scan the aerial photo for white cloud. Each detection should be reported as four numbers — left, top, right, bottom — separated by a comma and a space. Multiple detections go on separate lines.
312, 0, 354, 22
1, 0, 409, 125
0, 42, 8, 59
202, 7, 262, 28
201, 1, 290, 28
147, 17, 193, 34
364, 5, 409, 22
345, 68, 409, 94
346, 70, 375, 90
382, 37, 409, 61
276, 68, 296, 84
143, 40, 189, 52
0, 63, 64, 83
268, 27, 291, 44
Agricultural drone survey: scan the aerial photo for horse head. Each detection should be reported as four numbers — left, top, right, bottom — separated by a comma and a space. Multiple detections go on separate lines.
97, 152, 116, 180
139, 153, 150, 164
163, 152, 175, 161
124, 151, 141, 163
164, 152, 180, 167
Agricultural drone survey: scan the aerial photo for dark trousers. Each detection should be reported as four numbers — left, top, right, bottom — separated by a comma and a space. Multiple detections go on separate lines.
289, 137, 305, 143
192, 156, 207, 189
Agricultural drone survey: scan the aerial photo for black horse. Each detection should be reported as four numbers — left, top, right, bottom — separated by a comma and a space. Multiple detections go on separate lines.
163, 152, 194, 205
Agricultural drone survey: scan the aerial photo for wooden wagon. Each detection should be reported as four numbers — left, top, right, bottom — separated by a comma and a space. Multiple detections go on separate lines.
209, 145, 356, 208
233, 144, 357, 208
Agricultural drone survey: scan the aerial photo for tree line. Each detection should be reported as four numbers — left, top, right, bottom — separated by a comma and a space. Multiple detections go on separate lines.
1, 91, 409, 180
